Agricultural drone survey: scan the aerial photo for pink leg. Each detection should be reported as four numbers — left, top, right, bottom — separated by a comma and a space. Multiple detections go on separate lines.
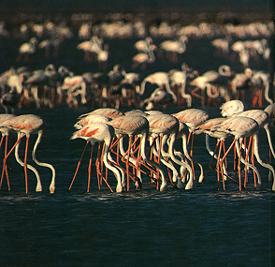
4, 135, 10, 191
0, 135, 4, 149
24, 135, 30, 194
126, 135, 132, 191
68, 141, 88, 191
0, 134, 24, 189
222, 141, 227, 168
221, 139, 236, 163
237, 144, 242, 192
96, 143, 102, 190
244, 136, 252, 189
250, 138, 257, 189
216, 140, 222, 190
233, 143, 237, 172
190, 134, 195, 179
87, 144, 93, 193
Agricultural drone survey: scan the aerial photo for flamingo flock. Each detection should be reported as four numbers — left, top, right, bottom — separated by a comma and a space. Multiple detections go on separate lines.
67, 102, 275, 193
0, 105, 273, 194
0, 14, 274, 194
0, 16, 274, 112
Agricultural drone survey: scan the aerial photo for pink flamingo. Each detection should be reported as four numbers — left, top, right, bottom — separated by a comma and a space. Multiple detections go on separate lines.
0, 114, 55, 193
69, 122, 123, 193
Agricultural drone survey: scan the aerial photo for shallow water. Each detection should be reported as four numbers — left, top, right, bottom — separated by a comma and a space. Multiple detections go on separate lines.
0, 107, 274, 267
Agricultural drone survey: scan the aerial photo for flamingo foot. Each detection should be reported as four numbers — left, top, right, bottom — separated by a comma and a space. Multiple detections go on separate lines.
35, 183, 42, 192
49, 184, 55, 194
160, 182, 167, 192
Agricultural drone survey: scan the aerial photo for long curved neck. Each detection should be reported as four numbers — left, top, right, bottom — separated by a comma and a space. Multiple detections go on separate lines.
140, 133, 148, 160
160, 135, 169, 158
236, 138, 261, 185
119, 136, 126, 155
15, 132, 42, 192
253, 134, 275, 191
155, 136, 179, 183
168, 132, 193, 182
182, 133, 193, 160
263, 77, 273, 105
165, 81, 177, 103
32, 130, 56, 194
205, 134, 215, 157
264, 125, 275, 158
103, 138, 122, 192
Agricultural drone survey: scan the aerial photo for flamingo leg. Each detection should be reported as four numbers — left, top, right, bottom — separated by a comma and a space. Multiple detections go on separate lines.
0, 135, 6, 190
220, 140, 226, 191
221, 138, 236, 163
216, 140, 221, 190
189, 133, 195, 179
250, 137, 257, 189
0, 134, 24, 189
244, 136, 252, 188
68, 141, 88, 191
135, 139, 142, 189
95, 143, 101, 191
24, 135, 30, 194
100, 143, 105, 186
222, 140, 227, 168
0, 135, 10, 191
126, 135, 132, 191
0, 134, 4, 148
243, 137, 247, 187
116, 138, 120, 164
156, 135, 163, 190
235, 140, 243, 192
87, 144, 93, 193
4, 134, 10, 191
233, 142, 237, 172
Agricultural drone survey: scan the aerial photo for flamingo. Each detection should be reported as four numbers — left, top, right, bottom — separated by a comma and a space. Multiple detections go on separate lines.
173, 108, 208, 181
220, 100, 275, 159
143, 87, 176, 110
220, 100, 244, 117
193, 117, 229, 189
70, 122, 123, 193
213, 116, 261, 191
0, 114, 15, 190
108, 114, 158, 191
0, 114, 55, 193
169, 69, 192, 107
250, 71, 273, 107
139, 72, 177, 104
18, 37, 37, 61
146, 113, 194, 190
236, 109, 274, 157
81, 108, 123, 120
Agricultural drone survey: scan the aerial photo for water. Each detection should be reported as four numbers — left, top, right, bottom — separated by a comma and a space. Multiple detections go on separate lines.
0, 108, 274, 267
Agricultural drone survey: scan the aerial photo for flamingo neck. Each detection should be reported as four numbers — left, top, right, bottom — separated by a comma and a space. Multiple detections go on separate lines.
263, 78, 273, 105
264, 125, 275, 158
15, 132, 42, 192
205, 134, 215, 157
102, 141, 122, 192
253, 134, 275, 191
32, 130, 56, 194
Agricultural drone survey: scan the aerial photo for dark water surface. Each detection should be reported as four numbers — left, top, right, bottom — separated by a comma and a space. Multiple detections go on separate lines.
0, 108, 274, 267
